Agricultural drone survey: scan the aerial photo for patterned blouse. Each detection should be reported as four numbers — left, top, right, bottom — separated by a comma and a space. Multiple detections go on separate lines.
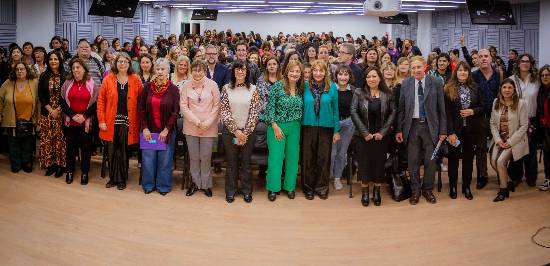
220, 84, 262, 137
264, 80, 303, 124
257, 74, 276, 121
499, 106, 509, 142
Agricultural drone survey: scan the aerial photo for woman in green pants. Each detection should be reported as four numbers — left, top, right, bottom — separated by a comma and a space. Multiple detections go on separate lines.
265, 60, 304, 201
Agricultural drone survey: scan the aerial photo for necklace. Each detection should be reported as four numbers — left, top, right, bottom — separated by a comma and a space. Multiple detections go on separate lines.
192, 85, 205, 103
75, 80, 84, 91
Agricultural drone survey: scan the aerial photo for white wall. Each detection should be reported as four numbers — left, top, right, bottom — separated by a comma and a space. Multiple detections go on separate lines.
416, 11, 432, 56
16, 0, 55, 48
170, 8, 207, 35
171, 10, 390, 38
539, 0, 550, 64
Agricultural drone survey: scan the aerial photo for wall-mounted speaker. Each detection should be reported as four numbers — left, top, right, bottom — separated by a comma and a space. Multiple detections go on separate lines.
88, 0, 139, 18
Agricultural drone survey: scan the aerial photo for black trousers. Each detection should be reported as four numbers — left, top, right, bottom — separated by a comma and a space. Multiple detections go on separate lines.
301, 126, 333, 195
7, 132, 34, 170
407, 120, 437, 192
475, 116, 489, 179
448, 127, 477, 189
221, 127, 256, 196
65, 126, 92, 173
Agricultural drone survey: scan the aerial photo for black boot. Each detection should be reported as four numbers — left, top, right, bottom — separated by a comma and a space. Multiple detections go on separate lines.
462, 186, 473, 200
54, 166, 65, 178
373, 185, 381, 206
476, 177, 488, 189
65, 172, 74, 184
80, 173, 89, 185
45, 165, 57, 176
449, 184, 458, 199
493, 188, 509, 202
361, 186, 369, 207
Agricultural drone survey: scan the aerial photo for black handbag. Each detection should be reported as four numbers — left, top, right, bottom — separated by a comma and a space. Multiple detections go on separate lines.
12, 83, 34, 137
387, 150, 412, 201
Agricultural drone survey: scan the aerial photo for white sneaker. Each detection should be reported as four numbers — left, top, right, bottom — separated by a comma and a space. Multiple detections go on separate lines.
539, 179, 550, 191
334, 178, 343, 190
440, 163, 448, 172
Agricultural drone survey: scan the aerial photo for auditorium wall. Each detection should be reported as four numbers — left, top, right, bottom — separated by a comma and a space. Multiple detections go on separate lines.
393, 2, 540, 61
199, 12, 392, 40
55, 0, 171, 52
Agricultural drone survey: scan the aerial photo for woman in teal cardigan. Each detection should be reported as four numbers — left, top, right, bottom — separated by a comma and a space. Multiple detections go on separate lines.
301, 60, 340, 200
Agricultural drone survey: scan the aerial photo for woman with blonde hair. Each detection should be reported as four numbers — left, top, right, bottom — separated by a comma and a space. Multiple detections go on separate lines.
301, 59, 340, 200
170, 55, 191, 90
167, 46, 183, 73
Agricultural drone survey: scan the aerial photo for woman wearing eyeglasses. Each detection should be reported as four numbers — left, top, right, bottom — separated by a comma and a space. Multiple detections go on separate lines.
508, 53, 540, 189
97, 53, 143, 190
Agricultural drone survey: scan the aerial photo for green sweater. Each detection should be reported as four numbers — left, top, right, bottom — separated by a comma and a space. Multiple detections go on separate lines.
302, 82, 340, 133
265, 80, 303, 124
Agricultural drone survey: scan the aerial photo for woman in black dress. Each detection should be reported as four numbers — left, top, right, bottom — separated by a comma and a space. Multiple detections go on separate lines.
351, 67, 396, 207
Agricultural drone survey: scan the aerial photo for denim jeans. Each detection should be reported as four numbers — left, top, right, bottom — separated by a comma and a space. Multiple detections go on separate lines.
141, 132, 176, 193
330, 118, 355, 179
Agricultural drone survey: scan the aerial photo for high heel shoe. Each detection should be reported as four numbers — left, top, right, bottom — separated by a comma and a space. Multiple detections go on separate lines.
186, 183, 198, 196
449, 185, 457, 199
462, 187, 473, 200
373, 185, 381, 206
493, 188, 509, 202
361, 186, 369, 207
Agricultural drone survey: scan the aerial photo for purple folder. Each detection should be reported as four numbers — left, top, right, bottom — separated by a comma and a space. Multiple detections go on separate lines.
140, 133, 167, 150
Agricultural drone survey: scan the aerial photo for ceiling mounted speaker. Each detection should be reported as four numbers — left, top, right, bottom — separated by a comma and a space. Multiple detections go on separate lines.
364, 0, 401, 17
88, 0, 139, 18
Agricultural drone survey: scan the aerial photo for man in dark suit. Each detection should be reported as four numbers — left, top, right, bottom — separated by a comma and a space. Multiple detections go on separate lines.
205, 44, 229, 90
396, 56, 447, 205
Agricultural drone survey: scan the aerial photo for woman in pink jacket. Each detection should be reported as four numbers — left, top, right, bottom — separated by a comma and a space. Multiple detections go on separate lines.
180, 60, 220, 197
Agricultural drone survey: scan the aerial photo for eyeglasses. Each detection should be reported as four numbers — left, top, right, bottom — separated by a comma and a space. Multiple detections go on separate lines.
117, 60, 129, 64
235, 68, 247, 72
541, 74, 550, 78
339, 51, 351, 55
205, 53, 217, 56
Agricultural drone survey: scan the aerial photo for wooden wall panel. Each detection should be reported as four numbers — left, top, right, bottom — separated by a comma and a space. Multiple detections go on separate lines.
55, 0, 170, 51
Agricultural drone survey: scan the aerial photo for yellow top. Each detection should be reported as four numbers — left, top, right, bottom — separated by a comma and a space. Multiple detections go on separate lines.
14, 82, 33, 121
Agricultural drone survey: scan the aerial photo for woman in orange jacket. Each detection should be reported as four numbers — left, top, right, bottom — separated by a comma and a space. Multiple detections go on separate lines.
97, 53, 142, 190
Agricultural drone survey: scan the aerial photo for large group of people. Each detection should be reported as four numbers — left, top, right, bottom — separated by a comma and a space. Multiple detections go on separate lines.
1, 28, 549, 206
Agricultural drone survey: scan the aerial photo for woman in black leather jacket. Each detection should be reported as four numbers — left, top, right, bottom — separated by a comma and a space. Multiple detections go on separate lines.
350, 66, 396, 207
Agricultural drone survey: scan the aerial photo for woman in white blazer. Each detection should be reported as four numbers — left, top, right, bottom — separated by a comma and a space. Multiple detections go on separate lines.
490, 78, 529, 202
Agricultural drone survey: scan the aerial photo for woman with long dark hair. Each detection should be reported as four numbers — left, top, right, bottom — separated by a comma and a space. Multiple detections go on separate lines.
351, 67, 395, 206
444, 61, 484, 200
38, 50, 67, 178
508, 53, 540, 188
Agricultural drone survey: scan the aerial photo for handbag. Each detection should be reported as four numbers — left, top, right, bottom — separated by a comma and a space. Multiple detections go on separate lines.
12, 83, 34, 137
386, 150, 412, 201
